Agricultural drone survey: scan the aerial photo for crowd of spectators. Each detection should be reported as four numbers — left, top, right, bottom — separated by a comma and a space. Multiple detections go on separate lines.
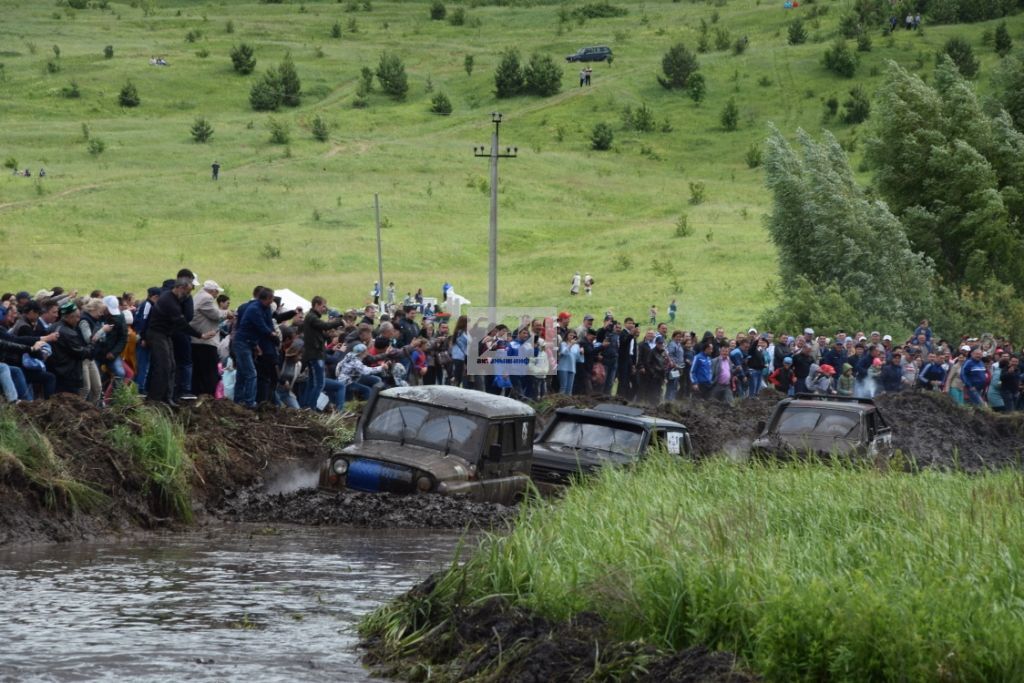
1, 277, 1019, 413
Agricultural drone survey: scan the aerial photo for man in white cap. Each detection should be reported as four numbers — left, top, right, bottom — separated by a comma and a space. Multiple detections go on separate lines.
190, 280, 231, 397
95, 295, 129, 388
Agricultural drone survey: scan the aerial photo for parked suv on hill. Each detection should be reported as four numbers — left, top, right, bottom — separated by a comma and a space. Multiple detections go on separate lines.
751, 394, 893, 461
530, 404, 691, 489
318, 385, 535, 504
566, 46, 613, 63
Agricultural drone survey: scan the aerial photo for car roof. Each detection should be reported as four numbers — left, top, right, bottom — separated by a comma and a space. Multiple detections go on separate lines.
781, 398, 874, 413
552, 404, 687, 429
379, 385, 535, 419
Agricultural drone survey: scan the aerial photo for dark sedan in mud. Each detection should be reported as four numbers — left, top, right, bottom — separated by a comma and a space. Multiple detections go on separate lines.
319, 385, 535, 504
751, 394, 893, 461
530, 404, 692, 489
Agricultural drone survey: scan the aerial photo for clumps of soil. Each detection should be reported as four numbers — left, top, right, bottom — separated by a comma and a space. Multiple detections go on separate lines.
873, 391, 1024, 471
364, 579, 757, 683
219, 488, 516, 530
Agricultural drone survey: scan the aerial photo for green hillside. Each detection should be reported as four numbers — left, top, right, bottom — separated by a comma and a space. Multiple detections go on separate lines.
1, 0, 1020, 330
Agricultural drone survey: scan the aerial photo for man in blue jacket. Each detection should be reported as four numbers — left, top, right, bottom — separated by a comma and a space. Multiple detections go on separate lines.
233, 287, 276, 408
960, 346, 988, 407
689, 341, 714, 399
879, 351, 904, 393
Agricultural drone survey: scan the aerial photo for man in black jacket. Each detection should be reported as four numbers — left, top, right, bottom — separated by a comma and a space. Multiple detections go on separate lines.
301, 296, 346, 410
148, 277, 214, 406
48, 301, 94, 395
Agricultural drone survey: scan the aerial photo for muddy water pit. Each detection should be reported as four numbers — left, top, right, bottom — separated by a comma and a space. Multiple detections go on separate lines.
0, 525, 470, 682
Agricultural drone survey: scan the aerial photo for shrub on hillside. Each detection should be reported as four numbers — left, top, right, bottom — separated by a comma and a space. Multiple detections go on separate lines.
190, 116, 214, 143
572, 2, 627, 19
464, 54, 474, 76
622, 103, 656, 132
429, 0, 446, 20
250, 68, 282, 111
524, 53, 562, 96
61, 80, 81, 98
430, 92, 453, 114
688, 73, 706, 104
494, 48, 525, 98
311, 114, 330, 141
590, 122, 613, 150
3, 157, 17, 171
118, 81, 140, 107
331, 21, 342, 38
745, 143, 762, 168
376, 52, 408, 100
788, 18, 807, 45
103, 45, 114, 59
658, 43, 700, 90
823, 39, 858, 78
87, 138, 106, 156
720, 97, 739, 131
448, 7, 465, 25
939, 37, 979, 78
841, 85, 870, 124
230, 43, 256, 75
994, 22, 1012, 57
267, 117, 290, 144
279, 53, 301, 107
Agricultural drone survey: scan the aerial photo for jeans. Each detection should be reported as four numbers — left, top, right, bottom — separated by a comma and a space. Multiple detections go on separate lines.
303, 359, 326, 409
348, 374, 383, 400
965, 385, 984, 406
0, 364, 17, 402
324, 377, 349, 411
233, 344, 257, 408
135, 345, 150, 393
101, 357, 126, 385
747, 369, 763, 397
1001, 390, 1018, 412
666, 376, 680, 402
275, 387, 300, 409
557, 370, 575, 394
147, 331, 175, 404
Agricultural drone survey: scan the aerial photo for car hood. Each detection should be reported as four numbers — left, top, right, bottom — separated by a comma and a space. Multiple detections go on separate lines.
342, 441, 475, 480
531, 442, 636, 473
756, 432, 861, 455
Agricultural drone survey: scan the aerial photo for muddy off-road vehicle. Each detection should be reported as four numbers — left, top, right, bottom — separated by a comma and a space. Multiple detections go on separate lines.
751, 394, 893, 460
530, 404, 692, 489
318, 385, 535, 504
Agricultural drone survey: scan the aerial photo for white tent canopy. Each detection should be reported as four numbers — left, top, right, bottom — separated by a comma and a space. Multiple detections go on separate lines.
274, 288, 312, 313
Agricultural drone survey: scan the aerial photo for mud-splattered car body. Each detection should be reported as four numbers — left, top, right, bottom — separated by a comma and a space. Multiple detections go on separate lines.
530, 404, 692, 489
319, 385, 535, 504
751, 394, 893, 461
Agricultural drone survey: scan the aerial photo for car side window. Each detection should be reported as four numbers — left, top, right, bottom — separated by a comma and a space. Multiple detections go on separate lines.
502, 421, 517, 455
514, 419, 533, 453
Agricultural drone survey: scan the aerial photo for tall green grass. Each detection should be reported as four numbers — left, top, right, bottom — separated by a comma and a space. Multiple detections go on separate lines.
0, 406, 108, 511
366, 456, 1024, 681
110, 406, 193, 522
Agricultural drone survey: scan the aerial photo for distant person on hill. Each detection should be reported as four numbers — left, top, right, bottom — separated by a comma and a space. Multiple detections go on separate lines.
584, 67, 592, 86
579, 68, 586, 87
570, 271, 581, 296
211, 160, 220, 181
38, 168, 45, 178
583, 272, 594, 296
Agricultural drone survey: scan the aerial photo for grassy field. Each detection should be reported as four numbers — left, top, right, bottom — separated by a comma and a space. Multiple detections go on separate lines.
1, 0, 1021, 331
364, 456, 1024, 681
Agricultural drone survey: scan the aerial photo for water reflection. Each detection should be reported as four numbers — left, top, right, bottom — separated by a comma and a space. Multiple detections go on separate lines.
0, 525, 470, 682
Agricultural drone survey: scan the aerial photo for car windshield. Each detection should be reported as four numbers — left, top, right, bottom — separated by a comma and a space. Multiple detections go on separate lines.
364, 397, 488, 459
542, 420, 645, 457
776, 407, 862, 439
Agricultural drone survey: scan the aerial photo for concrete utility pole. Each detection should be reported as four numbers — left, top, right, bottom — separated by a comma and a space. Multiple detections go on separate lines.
473, 113, 518, 309
374, 193, 384, 304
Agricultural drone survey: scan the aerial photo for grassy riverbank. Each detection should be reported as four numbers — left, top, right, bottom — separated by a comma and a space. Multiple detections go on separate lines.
363, 456, 1024, 681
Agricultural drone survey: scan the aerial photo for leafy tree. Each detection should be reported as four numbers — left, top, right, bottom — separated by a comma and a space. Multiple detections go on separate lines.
823, 39, 858, 78
230, 43, 256, 75
657, 43, 700, 90
524, 52, 562, 96
103, 45, 114, 59
787, 18, 807, 45
118, 80, 140, 107
311, 114, 330, 141
267, 117, 290, 144
331, 21, 342, 38
762, 125, 935, 331
720, 97, 739, 130
841, 85, 870, 124
494, 48, 525, 98
278, 52, 301, 107
939, 37, 979, 78
430, 92, 453, 114
464, 54, 474, 77
448, 7, 465, 25
376, 51, 408, 100
250, 67, 282, 110
996, 56, 1024, 131
866, 59, 1024, 293
190, 116, 214, 142
358, 65, 374, 95
429, 0, 446, 20
591, 122, 613, 150
994, 22, 1013, 58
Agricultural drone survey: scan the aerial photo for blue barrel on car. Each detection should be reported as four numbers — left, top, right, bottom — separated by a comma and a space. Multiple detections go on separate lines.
346, 459, 414, 494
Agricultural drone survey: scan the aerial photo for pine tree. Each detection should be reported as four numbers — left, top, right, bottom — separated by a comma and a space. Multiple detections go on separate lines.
230, 43, 256, 75
494, 48, 525, 98
279, 53, 301, 107
190, 116, 214, 142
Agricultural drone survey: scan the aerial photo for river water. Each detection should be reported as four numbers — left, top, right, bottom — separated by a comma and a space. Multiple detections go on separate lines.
0, 525, 471, 682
